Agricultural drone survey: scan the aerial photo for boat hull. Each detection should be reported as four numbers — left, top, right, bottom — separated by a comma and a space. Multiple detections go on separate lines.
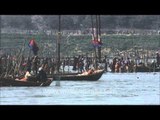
53, 70, 104, 81
135, 66, 160, 72
0, 78, 53, 87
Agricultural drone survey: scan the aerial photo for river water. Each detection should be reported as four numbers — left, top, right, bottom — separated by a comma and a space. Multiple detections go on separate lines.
0, 72, 160, 105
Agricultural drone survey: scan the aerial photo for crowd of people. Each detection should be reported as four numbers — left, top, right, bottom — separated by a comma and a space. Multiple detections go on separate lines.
0, 55, 55, 82
0, 51, 160, 81
106, 52, 160, 73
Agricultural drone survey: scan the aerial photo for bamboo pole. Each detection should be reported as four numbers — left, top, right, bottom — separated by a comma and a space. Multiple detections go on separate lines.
55, 15, 61, 86
91, 15, 97, 69
0, 15, 2, 77
96, 15, 99, 64
17, 39, 26, 75
98, 15, 102, 63
57, 15, 61, 73
0, 15, 1, 51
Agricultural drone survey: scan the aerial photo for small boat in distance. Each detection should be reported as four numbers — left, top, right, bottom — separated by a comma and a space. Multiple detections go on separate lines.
135, 66, 160, 72
53, 69, 104, 81
0, 77, 53, 87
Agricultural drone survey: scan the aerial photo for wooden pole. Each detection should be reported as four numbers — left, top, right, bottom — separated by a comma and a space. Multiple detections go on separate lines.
0, 17, 2, 76
96, 15, 99, 61
0, 15, 2, 77
0, 15, 1, 51
98, 15, 102, 63
17, 39, 26, 75
96, 15, 99, 41
55, 15, 61, 86
57, 15, 61, 73
91, 15, 97, 69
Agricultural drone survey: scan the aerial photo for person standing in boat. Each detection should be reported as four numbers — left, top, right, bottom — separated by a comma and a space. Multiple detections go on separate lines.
32, 55, 39, 75
112, 57, 117, 72
72, 56, 78, 71
79, 60, 85, 73
102, 55, 108, 72
36, 65, 47, 82
156, 52, 160, 67
0, 57, 2, 75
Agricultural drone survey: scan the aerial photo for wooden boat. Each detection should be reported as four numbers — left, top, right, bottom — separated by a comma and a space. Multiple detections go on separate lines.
53, 69, 104, 81
0, 77, 53, 87
135, 66, 160, 72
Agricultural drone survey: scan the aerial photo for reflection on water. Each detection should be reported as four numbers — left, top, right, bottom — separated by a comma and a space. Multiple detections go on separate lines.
0, 72, 160, 105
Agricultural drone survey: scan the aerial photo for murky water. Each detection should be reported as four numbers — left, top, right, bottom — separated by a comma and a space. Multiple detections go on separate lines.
0, 72, 160, 105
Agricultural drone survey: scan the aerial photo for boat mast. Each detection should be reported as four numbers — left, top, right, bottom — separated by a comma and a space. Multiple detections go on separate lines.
0, 15, 1, 51
0, 15, 2, 78
91, 15, 98, 69
55, 15, 61, 86
57, 15, 61, 73
97, 15, 102, 63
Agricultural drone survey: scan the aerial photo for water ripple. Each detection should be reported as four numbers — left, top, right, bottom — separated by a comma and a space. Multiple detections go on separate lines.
0, 73, 159, 105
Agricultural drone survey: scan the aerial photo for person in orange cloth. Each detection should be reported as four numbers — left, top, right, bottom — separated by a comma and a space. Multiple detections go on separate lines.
20, 68, 31, 81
